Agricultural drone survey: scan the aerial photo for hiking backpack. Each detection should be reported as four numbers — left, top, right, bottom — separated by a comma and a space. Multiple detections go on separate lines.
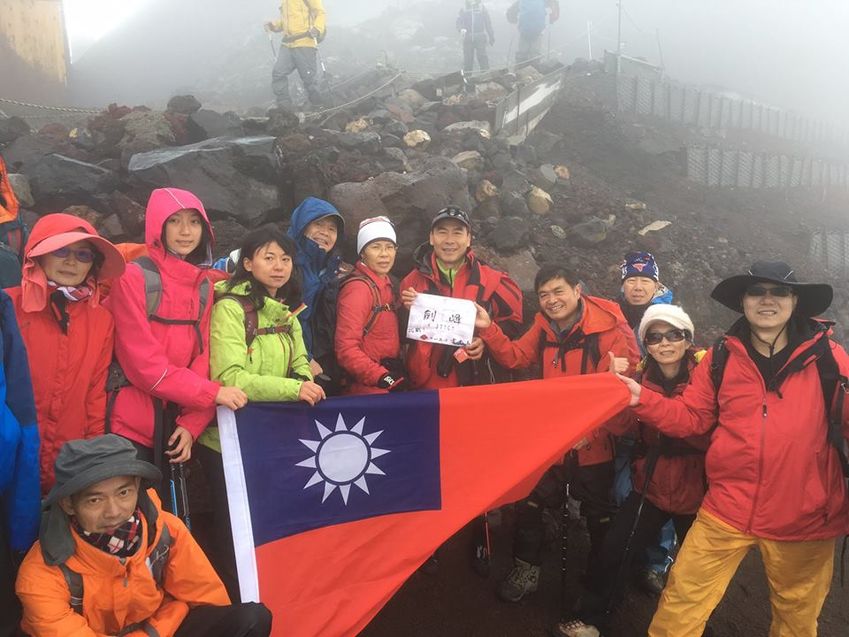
709, 332, 849, 479
105, 257, 212, 425
58, 524, 172, 630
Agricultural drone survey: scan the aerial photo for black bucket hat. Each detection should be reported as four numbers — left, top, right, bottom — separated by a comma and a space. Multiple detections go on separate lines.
710, 261, 833, 317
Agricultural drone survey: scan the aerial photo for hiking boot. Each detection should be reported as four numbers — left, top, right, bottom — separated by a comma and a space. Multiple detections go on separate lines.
497, 558, 540, 602
638, 568, 666, 596
552, 620, 601, 637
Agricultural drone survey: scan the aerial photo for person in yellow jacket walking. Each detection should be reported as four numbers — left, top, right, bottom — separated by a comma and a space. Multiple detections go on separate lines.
264, 0, 326, 108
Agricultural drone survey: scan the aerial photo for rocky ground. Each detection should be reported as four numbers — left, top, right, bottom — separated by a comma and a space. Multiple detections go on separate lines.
5, 54, 849, 636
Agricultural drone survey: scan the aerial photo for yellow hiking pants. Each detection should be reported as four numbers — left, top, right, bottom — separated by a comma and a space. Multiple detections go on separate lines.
649, 508, 835, 637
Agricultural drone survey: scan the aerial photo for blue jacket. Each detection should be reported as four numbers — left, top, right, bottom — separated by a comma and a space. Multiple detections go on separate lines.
0, 288, 39, 553
287, 197, 345, 357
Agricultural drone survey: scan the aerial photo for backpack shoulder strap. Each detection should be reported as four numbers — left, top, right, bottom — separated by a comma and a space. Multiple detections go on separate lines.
133, 256, 161, 318
710, 336, 729, 393
815, 337, 849, 479
58, 563, 84, 615
148, 523, 172, 587
220, 294, 260, 348
341, 274, 391, 336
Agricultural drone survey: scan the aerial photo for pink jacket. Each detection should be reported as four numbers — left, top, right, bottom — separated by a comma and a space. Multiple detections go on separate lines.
105, 189, 220, 447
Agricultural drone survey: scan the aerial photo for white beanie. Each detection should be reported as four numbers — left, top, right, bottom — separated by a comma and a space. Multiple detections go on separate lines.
357, 216, 397, 254
638, 304, 695, 344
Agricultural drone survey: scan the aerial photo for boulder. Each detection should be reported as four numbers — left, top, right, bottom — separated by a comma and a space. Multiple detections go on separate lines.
488, 216, 529, 252
452, 150, 484, 171
529, 164, 558, 190
100, 191, 145, 237
474, 81, 510, 101
475, 246, 538, 293
442, 120, 492, 138
187, 110, 244, 143
267, 107, 301, 137
62, 205, 103, 227
403, 130, 431, 149
8, 174, 34, 207
638, 220, 672, 236
167, 95, 202, 115
328, 156, 472, 255
550, 224, 567, 240
570, 216, 610, 246
0, 116, 31, 144
383, 147, 412, 172
2, 134, 81, 172
383, 120, 409, 138
501, 191, 530, 217
99, 213, 128, 242
119, 111, 176, 160
396, 88, 428, 111
345, 118, 370, 133
332, 131, 382, 154
28, 155, 119, 208
526, 186, 552, 214
475, 179, 499, 202
128, 136, 280, 226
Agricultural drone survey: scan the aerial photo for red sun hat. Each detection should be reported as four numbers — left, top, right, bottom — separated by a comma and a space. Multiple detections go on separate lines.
28, 230, 125, 280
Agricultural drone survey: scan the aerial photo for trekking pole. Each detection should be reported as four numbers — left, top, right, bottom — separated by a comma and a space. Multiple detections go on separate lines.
559, 480, 571, 619
604, 445, 661, 616
170, 462, 192, 531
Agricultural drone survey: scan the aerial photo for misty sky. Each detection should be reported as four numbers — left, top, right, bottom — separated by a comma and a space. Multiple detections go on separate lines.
63, 0, 849, 126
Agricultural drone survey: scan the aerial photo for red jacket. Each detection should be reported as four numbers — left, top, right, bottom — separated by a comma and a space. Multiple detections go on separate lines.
6, 215, 117, 492
105, 189, 221, 447
635, 322, 849, 540
335, 262, 401, 395
480, 295, 639, 466
608, 354, 709, 515
400, 247, 523, 390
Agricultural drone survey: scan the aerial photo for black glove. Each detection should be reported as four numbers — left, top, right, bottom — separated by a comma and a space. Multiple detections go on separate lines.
380, 357, 406, 379
377, 373, 407, 391
308, 26, 321, 39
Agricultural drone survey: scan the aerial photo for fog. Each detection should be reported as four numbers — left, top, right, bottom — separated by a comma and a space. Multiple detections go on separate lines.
65, 0, 848, 128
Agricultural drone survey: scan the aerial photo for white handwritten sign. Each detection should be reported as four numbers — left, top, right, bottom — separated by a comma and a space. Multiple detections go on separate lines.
406, 293, 476, 347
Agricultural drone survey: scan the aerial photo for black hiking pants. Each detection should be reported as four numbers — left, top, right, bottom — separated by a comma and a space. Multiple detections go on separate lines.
196, 443, 241, 603
576, 489, 696, 627
0, 515, 22, 637
175, 602, 272, 637
514, 460, 615, 573
463, 34, 490, 73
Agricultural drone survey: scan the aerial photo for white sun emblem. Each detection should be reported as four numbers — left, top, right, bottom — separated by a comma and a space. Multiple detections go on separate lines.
296, 413, 391, 505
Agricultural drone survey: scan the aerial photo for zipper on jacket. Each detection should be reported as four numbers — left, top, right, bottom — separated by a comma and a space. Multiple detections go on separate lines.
746, 398, 768, 534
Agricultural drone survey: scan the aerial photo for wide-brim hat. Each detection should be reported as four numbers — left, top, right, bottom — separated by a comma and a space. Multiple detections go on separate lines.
28, 230, 126, 280
710, 261, 833, 317
43, 434, 161, 506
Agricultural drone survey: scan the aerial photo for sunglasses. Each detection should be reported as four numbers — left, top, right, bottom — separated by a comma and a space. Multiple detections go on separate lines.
744, 284, 794, 298
51, 246, 96, 263
644, 329, 688, 346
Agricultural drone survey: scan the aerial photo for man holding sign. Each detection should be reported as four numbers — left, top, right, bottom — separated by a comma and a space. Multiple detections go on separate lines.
400, 206, 523, 574
400, 206, 523, 390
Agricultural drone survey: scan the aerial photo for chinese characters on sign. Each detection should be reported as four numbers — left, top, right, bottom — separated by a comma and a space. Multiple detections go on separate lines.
406, 293, 476, 347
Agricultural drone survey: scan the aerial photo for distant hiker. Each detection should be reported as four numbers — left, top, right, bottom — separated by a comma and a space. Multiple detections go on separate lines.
506, 0, 560, 65
557, 304, 708, 637
265, 0, 327, 109
474, 263, 639, 603
7, 213, 124, 493
0, 288, 38, 637
616, 261, 849, 637
204, 226, 320, 599
16, 435, 272, 637
0, 155, 29, 287
336, 216, 404, 395
105, 189, 247, 500
400, 206, 523, 574
287, 197, 351, 394
614, 250, 677, 594
457, 0, 495, 74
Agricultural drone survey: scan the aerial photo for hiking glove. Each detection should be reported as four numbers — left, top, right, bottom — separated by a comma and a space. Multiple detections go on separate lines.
378, 373, 407, 391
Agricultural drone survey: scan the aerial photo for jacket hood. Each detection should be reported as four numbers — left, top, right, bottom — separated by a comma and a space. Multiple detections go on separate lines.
21, 213, 125, 313
288, 197, 345, 243
144, 188, 215, 264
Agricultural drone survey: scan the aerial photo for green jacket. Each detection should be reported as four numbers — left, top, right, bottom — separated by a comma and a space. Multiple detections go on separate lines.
199, 280, 312, 451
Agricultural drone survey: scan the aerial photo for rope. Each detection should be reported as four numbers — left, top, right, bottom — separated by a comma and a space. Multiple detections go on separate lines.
0, 97, 101, 114
306, 72, 404, 124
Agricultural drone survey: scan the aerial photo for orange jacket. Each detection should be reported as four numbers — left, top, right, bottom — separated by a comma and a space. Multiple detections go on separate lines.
5, 214, 118, 492
16, 494, 229, 637
0, 155, 20, 224
479, 295, 639, 466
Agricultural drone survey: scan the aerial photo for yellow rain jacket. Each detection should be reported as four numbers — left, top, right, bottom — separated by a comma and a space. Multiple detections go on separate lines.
269, 0, 326, 49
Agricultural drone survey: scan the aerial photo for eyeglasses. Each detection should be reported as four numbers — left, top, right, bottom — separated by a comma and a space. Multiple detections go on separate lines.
744, 284, 794, 298
644, 329, 688, 346
50, 246, 96, 263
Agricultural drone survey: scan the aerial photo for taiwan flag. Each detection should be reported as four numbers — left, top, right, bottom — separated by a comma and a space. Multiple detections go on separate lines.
218, 374, 629, 637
